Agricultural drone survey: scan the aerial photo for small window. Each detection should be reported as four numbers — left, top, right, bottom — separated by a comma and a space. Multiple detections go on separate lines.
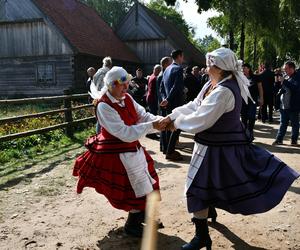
36, 64, 55, 84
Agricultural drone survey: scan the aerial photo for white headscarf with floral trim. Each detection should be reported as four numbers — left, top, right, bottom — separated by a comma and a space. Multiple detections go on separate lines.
89, 66, 132, 99
206, 47, 253, 104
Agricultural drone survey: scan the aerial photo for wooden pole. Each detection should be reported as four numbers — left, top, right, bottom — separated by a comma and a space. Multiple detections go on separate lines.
63, 89, 74, 138
0, 117, 95, 142
141, 191, 160, 250
0, 93, 89, 105
0, 104, 93, 124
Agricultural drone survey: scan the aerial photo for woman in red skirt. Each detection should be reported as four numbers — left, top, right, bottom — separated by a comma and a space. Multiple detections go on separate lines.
73, 67, 162, 237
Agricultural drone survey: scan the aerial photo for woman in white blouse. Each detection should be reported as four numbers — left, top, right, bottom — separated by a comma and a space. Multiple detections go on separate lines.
73, 67, 162, 238
160, 48, 299, 250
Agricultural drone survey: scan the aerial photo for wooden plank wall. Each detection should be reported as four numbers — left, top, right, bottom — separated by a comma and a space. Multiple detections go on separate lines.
0, 0, 75, 98
0, 55, 74, 98
125, 39, 174, 73
0, 21, 73, 57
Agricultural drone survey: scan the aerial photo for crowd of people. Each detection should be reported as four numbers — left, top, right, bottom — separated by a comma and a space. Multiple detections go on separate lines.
87, 52, 300, 152
74, 48, 299, 250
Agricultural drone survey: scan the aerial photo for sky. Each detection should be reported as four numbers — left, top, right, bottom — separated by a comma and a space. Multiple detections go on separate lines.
142, 0, 219, 40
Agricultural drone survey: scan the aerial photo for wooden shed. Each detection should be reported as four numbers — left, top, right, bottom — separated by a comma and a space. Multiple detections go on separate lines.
0, 0, 139, 98
116, 2, 206, 73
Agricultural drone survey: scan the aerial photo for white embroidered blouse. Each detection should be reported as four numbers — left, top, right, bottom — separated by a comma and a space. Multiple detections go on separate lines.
168, 80, 236, 192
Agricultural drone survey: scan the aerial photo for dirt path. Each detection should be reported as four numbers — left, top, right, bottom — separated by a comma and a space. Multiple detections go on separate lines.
0, 117, 299, 250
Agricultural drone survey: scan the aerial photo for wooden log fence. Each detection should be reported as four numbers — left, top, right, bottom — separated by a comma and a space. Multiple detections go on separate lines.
0, 91, 96, 142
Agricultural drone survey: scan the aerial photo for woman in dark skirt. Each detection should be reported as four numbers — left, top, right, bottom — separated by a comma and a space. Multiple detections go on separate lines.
160, 48, 299, 250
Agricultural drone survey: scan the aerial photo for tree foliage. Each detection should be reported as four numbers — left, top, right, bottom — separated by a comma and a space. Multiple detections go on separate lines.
196, 35, 221, 53
147, 0, 194, 38
165, 0, 300, 66
148, 0, 221, 54
80, 0, 135, 28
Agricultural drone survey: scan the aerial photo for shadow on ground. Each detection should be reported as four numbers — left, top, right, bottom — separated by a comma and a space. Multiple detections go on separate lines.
209, 222, 268, 250
289, 185, 300, 195
0, 157, 69, 190
0, 145, 82, 178
180, 133, 194, 140
96, 227, 186, 250
153, 152, 191, 169
254, 141, 300, 154
147, 150, 156, 155
0, 144, 84, 190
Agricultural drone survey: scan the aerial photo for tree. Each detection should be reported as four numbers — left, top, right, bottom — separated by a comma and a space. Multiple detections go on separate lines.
276, 0, 300, 62
80, 0, 135, 28
147, 0, 194, 39
148, 0, 223, 54
165, 0, 300, 66
197, 35, 221, 53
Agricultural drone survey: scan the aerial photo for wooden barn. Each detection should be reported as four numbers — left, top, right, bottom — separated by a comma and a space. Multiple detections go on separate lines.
116, 2, 205, 73
0, 0, 139, 98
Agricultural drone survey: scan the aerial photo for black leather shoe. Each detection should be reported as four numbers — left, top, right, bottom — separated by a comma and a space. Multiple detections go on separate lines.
166, 151, 183, 161
291, 140, 298, 146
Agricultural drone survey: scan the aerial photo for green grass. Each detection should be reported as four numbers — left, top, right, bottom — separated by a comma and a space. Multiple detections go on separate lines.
0, 126, 95, 188
0, 103, 95, 189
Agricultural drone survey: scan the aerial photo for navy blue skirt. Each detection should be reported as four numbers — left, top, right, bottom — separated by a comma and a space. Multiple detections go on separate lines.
187, 144, 299, 215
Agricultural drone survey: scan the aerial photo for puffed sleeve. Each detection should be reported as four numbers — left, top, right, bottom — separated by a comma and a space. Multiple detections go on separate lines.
97, 102, 154, 143
173, 86, 235, 134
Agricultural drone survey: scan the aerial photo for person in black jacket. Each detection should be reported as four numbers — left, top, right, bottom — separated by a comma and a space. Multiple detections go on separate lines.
158, 57, 172, 154
273, 61, 300, 146
160, 49, 185, 161
130, 68, 148, 107
241, 63, 264, 139
259, 62, 275, 123
184, 66, 203, 102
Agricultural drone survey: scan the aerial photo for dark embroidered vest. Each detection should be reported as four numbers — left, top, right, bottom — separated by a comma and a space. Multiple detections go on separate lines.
194, 80, 251, 146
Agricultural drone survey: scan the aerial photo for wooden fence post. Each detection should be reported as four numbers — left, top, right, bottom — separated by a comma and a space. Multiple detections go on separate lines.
63, 89, 74, 137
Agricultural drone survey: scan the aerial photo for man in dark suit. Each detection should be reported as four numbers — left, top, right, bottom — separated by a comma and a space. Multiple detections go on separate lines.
160, 49, 185, 161
273, 61, 300, 145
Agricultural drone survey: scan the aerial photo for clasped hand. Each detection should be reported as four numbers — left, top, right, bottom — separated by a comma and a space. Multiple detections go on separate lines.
152, 117, 176, 131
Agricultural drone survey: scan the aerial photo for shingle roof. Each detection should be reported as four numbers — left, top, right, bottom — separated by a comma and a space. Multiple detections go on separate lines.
33, 0, 139, 63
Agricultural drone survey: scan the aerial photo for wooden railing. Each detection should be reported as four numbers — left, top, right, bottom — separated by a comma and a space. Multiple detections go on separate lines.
0, 91, 96, 142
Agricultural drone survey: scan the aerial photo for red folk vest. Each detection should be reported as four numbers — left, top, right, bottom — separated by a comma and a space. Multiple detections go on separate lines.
85, 93, 141, 154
